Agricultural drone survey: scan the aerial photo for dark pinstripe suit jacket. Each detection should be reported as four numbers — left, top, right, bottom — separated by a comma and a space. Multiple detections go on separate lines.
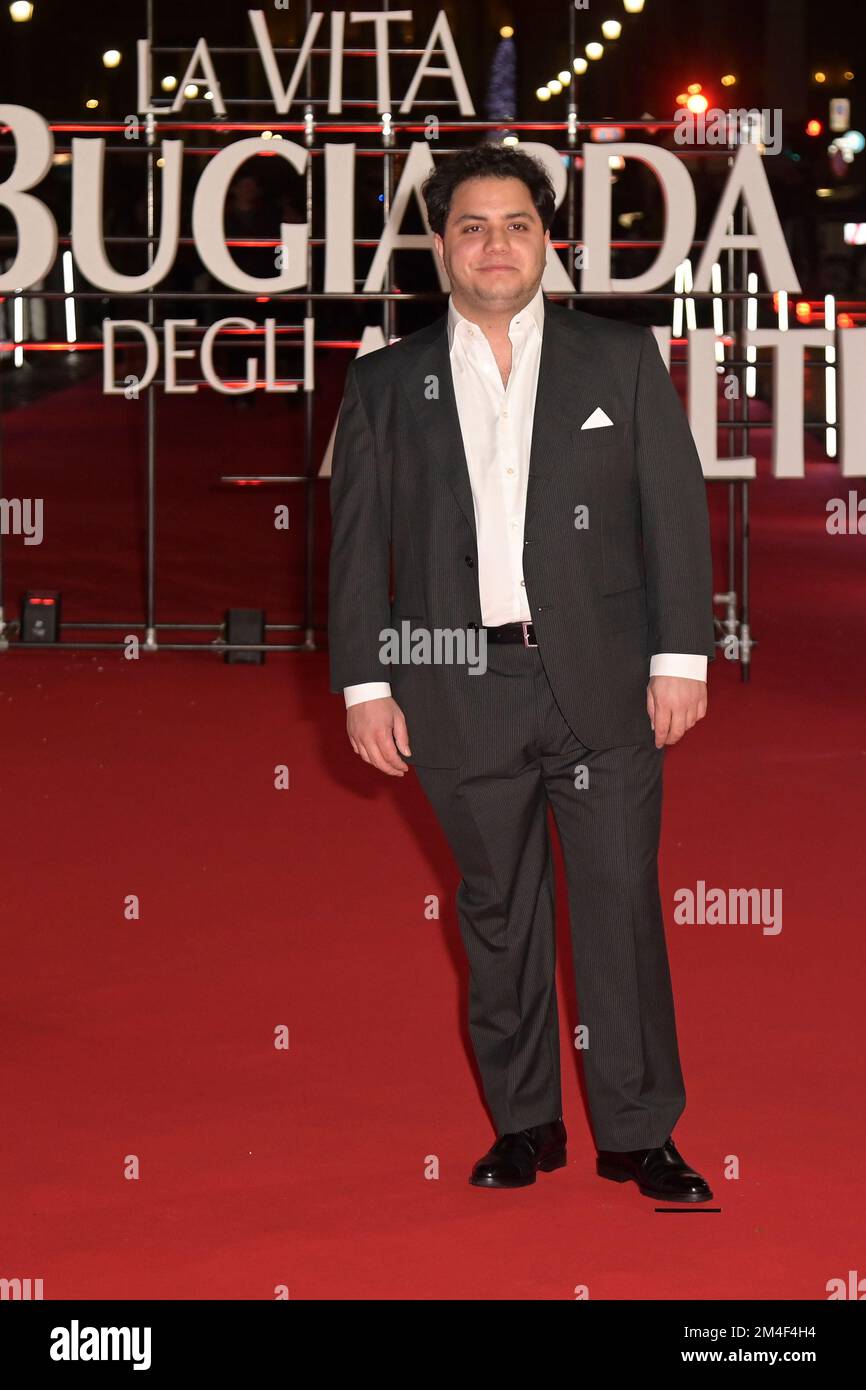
328, 292, 715, 768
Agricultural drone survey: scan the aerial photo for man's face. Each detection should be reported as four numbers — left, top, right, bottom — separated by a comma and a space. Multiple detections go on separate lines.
433, 175, 549, 313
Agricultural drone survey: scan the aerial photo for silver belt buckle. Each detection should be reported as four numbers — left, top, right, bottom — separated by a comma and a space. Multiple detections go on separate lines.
521, 620, 537, 648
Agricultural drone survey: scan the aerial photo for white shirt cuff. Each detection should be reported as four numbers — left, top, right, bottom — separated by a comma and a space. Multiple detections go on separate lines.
346, 660, 706, 704
344, 682, 393, 708
649, 653, 707, 681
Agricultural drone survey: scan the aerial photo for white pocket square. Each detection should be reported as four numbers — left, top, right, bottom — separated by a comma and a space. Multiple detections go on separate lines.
580, 406, 614, 430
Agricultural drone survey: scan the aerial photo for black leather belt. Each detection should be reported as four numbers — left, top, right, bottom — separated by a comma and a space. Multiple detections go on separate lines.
481, 621, 538, 648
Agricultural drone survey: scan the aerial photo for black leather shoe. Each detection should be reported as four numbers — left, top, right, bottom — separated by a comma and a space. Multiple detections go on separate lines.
469, 1118, 567, 1188
596, 1136, 713, 1202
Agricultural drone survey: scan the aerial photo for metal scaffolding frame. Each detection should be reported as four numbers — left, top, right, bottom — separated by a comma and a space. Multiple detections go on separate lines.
1, 0, 829, 675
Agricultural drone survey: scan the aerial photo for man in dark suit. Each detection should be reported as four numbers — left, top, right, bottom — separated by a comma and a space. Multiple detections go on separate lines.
328, 144, 716, 1201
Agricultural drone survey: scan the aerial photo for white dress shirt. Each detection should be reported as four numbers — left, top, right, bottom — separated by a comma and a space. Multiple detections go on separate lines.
344, 286, 707, 708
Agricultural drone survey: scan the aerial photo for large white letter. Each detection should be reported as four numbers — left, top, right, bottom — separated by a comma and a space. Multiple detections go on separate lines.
838, 328, 866, 477
581, 142, 696, 293
102, 319, 158, 394
249, 8, 325, 113
683, 327, 756, 479
192, 138, 309, 291
324, 141, 356, 293
363, 141, 444, 290
349, 10, 412, 114
746, 328, 833, 476
0, 105, 57, 291
71, 137, 183, 292
695, 144, 800, 292
201, 317, 259, 394
518, 143, 573, 290
171, 38, 226, 116
397, 9, 475, 115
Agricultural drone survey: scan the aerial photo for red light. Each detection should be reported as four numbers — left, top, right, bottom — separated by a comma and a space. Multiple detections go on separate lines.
30, 596, 56, 605
806, 119, 823, 136
795, 301, 813, 322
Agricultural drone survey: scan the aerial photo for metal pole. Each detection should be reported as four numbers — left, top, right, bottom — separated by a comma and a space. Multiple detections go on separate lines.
144, 0, 158, 651
566, 0, 578, 307
739, 194, 752, 682
302, 0, 316, 651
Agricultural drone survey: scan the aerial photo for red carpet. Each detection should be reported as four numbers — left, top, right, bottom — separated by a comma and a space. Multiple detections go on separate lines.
1, 363, 864, 1299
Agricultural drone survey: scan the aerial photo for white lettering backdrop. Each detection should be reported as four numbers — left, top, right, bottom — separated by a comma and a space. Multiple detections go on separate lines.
1, 7, 860, 477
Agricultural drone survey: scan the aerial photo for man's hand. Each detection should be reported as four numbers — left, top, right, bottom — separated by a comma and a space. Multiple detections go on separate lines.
346, 696, 412, 776
646, 675, 707, 749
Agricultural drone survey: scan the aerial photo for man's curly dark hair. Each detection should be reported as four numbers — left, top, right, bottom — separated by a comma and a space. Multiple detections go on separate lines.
420, 142, 556, 239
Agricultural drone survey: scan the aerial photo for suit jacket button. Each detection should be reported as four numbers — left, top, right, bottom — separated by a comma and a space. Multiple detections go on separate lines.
464, 555, 474, 567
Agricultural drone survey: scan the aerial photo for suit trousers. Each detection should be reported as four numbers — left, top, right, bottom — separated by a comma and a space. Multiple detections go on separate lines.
412, 639, 686, 1151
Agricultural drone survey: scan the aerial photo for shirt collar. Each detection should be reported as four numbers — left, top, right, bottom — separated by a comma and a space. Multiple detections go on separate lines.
447, 282, 545, 352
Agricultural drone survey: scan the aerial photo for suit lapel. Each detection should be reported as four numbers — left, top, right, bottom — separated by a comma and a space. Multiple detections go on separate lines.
397, 310, 475, 534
